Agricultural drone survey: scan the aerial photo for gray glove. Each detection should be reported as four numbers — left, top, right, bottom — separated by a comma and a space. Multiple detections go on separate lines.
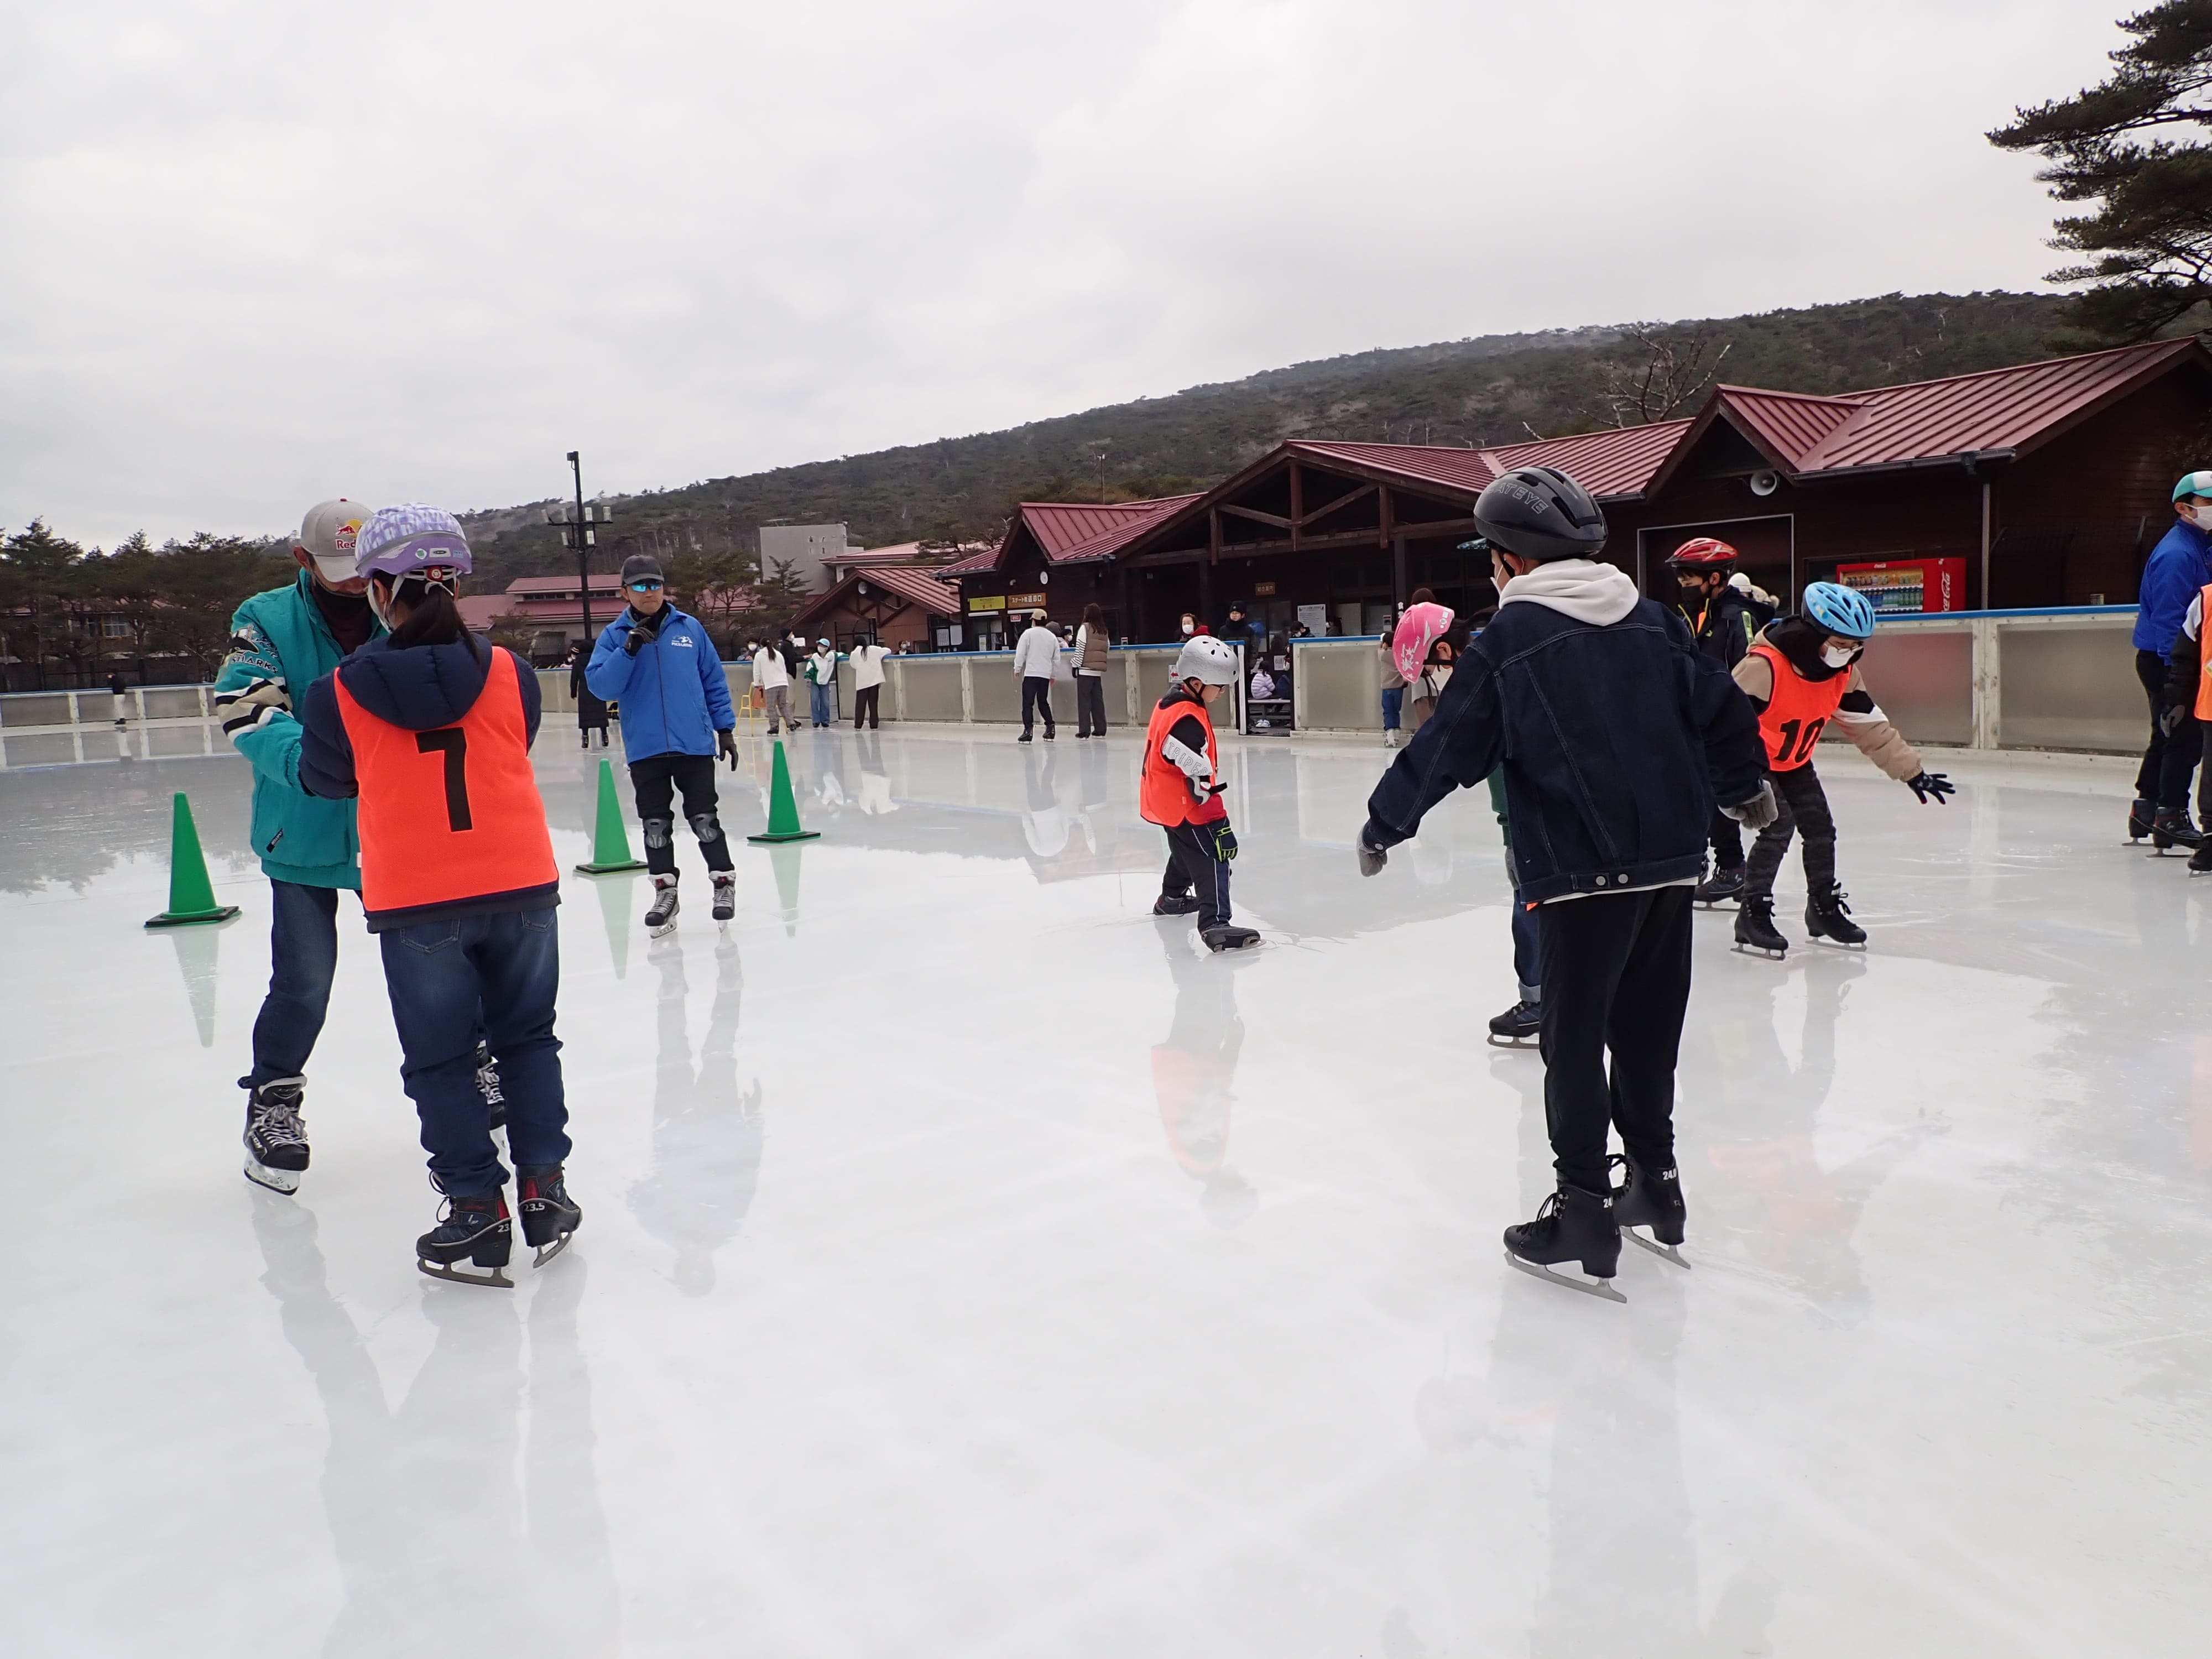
1355, 825, 1389, 878
1720, 780, 1780, 832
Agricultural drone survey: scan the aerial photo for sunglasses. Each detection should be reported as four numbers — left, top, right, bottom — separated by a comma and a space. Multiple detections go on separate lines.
627, 578, 663, 593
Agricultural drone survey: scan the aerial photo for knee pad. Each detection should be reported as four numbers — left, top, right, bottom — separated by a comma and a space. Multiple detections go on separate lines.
688, 810, 725, 844
642, 816, 674, 850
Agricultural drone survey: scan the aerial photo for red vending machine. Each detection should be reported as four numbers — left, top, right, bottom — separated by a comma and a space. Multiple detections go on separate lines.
1835, 558, 1967, 615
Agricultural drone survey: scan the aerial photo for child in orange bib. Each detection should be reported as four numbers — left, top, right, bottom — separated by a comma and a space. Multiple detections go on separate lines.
1727, 582, 1953, 958
299, 503, 580, 1288
1141, 637, 1258, 951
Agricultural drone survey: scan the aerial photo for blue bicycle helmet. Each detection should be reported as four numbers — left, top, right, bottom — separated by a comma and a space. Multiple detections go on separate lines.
1802, 581, 1876, 640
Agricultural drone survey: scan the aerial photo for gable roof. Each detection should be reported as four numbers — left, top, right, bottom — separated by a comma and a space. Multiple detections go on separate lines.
1288, 421, 1694, 505
974, 494, 1204, 575
789, 564, 959, 631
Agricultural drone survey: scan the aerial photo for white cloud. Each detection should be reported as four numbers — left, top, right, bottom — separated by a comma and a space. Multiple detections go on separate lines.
0, 0, 2116, 547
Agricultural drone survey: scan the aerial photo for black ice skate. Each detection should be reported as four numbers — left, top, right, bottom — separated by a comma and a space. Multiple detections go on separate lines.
1609, 1152, 1688, 1269
1503, 1183, 1625, 1303
1202, 924, 1261, 952
2190, 842, 2212, 877
2151, 809, 2203, 854
2127, 798, 2156, 845
1693, 866, 1747, 907
1152, 894, 1200, 916
1733, 895, 1789, 959
416, 1188, 514, 1288
474, 1040, 506, 1135
711, 869, 737, 923
242, 1076, 310, 1194
1804, 885, 1867, 948
517, 1164, 583, 1268
644, 872, 680, 936
1486, 999, 1541, 1047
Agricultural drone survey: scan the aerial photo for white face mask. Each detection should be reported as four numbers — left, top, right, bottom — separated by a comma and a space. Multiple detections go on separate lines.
1181, 620, 1194, 634
1822, 643, 1858, 669
2187, 502, 2212, 528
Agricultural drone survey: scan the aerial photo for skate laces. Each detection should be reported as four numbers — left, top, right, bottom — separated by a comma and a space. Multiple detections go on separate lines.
256, 1098, 306, 1146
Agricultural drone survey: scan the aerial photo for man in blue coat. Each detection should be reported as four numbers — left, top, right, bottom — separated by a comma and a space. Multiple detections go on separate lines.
2131, 472, 2212, 847
586, 553, 739, 933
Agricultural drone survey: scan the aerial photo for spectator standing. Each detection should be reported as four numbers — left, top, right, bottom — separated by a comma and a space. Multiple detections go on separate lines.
850, 634, 888, 728
805, 638, 837, 728
780, 629, 805, 682
750, 634, 794, 735
585, 553, 742, 934
108, 667, 132, 728
1223, 603, 1263, 646
1013, 608, 1060, 743
213, 498, 385, 1196
297, 503, 581, 1286
1074, 602, 1110, 737
568, 640, 611, 749
2131, 471, 2212, 848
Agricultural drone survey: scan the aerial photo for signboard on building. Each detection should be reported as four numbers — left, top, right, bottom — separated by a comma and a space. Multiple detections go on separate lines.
967, 595, 1007, 613
1253, 581, 1277, 597
1008, 592, 1047, 609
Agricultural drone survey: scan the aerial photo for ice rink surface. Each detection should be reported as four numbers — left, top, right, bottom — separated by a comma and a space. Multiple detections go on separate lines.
3, 721, 2210, 1657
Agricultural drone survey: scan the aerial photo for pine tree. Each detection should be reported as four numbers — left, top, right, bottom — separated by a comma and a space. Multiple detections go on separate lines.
1990, 2, 2212, 340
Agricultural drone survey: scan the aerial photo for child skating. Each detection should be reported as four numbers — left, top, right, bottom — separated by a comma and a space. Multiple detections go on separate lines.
1729, 581, 1954, 958
1142, 637, 1259, 952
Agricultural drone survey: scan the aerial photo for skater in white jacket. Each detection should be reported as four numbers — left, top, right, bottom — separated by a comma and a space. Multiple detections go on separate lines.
750, 638, 792, 735
1012, 611, 1060, 743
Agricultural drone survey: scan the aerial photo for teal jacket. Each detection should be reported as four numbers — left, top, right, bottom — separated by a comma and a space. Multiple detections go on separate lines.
216, 571, 385, 888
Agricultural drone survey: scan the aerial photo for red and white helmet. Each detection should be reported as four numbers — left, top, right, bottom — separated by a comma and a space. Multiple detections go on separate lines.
1664, 536, 1737, 568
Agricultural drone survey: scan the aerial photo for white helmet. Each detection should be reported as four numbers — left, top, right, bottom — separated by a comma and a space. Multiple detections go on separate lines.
1171, 635, 1240, 687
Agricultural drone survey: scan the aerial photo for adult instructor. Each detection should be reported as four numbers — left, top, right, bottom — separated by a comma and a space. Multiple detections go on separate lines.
2131, 471, 2212, 848
215, 498, 383, 1194
585, 553, 739, 935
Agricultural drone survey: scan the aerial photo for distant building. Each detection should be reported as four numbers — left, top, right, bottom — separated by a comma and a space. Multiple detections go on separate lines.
457, 573, 630, 661
758, 524, 852, 594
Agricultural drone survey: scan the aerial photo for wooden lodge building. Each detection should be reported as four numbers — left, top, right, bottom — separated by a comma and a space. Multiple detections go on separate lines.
949, 337, 2212, 644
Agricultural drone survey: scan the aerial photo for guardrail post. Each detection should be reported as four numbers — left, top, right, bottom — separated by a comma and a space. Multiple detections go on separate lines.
959, 658, 974, 724
1971, 618, 1999, 750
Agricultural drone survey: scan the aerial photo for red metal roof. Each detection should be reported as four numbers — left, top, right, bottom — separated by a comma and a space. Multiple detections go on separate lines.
505, 573, 627, 596
1710, 388, 1867, 468
1791, 337, 2198, 471
790, 565, 959, 629
1020, 497, 1202, 563
1291, 422, 1692, 504
939, 547, 1000, 576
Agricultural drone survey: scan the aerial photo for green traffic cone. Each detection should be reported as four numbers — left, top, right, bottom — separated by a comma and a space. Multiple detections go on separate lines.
575, 758, 648, 873
747, 740, 820, 843
145, 792, 241, 927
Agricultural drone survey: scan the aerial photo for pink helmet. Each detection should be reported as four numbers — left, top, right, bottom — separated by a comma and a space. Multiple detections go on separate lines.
1391, 602, 1454, 684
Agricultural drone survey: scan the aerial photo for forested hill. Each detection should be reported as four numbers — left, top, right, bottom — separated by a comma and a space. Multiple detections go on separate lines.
465, 291, 2072, 585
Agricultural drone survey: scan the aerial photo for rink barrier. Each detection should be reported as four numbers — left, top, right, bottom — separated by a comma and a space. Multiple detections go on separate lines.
3, 609, 2143, 763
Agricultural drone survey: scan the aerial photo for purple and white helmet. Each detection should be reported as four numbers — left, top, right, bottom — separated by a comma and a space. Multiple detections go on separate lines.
354, 503, 472, 582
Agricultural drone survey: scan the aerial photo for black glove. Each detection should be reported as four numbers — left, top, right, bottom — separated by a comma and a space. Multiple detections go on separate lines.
1906, 771, 1954, 805
2161, 703, 2188, 737
717, 729, 739, 771
1355, 823, 1388, 878
623, 611, 662, 655
1209, 823, 1238, 863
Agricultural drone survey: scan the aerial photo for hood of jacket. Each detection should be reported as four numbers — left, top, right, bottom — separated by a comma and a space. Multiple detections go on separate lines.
335, 633, 492, 732
1498, 558, 1640, 627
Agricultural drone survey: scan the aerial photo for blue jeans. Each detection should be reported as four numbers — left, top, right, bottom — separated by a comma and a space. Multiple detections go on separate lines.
378, 907, 570, 1197
249, 879, 342, 1086
808, 681, 833, 726
1380, 686, 1404, 731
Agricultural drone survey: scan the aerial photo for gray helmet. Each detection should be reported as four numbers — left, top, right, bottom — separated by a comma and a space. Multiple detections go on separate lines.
1171, 635, 1240, 687
1473, 466, 1607, 562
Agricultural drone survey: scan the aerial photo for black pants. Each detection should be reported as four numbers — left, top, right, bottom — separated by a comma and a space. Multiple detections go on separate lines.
1707, 805, 1744, 871
629, 753, 733, 875
852, 685, 880, 729
2136, 646, 2201, 810
1538, 886, 1693, 1193
1742, 764, 1836, 900
1021, 676, 1056, 736
1160, 822, 1232, 930
1075, 675, 1108, 736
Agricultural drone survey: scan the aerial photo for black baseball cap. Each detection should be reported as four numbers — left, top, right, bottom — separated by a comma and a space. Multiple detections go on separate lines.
620, 553, 663, 585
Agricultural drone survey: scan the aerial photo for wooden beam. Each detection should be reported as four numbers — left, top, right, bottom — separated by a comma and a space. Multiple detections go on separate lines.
1288, 460, 1303, 552
1220, 503, 1292, 531
1300, 481, 1375, 528
1378, 484, 1394, 549
1201, 518, 1483, 561
1209, 507, 1223, 562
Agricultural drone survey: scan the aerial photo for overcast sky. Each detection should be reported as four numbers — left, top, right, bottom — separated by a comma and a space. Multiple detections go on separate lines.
1, 0, 2122, 549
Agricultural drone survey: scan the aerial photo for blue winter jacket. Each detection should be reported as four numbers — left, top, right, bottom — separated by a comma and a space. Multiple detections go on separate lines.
583, 604, 734, 759
2133, 519, 2212, 653
216, 571, 386, 888
1364, 583, 1766, 904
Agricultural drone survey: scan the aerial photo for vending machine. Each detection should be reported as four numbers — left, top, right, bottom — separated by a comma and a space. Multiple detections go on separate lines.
1834, 558, 1967, 615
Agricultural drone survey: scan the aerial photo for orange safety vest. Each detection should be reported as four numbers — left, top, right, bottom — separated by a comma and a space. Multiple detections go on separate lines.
333, 645, 559, 920
2197, 583, 2212, 721
1140, 693, 1224, 827
1747, 640, 1848, 773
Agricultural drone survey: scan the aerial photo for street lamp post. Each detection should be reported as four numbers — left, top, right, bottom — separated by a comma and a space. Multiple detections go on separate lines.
543, 450, 613, 645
